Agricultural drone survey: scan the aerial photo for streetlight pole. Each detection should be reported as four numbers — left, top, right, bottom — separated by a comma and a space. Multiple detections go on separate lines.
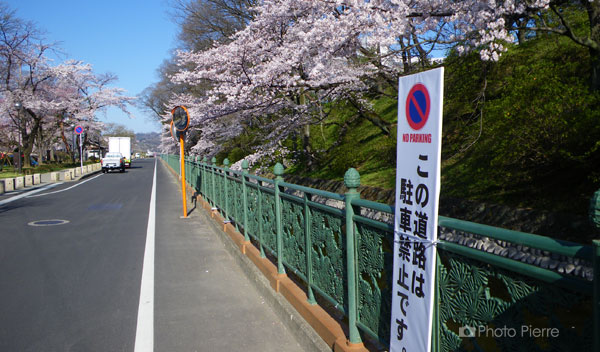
14, 102, 23, 174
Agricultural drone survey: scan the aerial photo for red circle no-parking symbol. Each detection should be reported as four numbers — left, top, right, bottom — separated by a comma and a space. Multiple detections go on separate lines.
405, 83, 430, 130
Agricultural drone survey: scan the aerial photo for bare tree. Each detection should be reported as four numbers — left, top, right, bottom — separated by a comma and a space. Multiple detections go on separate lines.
141, 0, 257, 123
170, 0, 257, 51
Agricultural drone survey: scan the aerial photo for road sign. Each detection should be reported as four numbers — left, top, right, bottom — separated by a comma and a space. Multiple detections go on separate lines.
391, 67, 444, 352
74, 125, 84, 135
405, 83, 430, 131
171, 105, 190, 132
170, 121, 184, 143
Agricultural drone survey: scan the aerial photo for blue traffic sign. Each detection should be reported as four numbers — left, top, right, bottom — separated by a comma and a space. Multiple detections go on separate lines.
74, 125, 84, 135
405, 83, 430, 130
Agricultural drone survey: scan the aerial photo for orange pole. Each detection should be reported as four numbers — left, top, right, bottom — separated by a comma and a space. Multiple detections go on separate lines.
180, 134, 188, 218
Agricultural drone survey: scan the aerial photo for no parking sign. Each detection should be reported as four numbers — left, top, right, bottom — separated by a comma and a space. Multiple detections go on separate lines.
405, 83, 431, 130
391, 68, 444, 352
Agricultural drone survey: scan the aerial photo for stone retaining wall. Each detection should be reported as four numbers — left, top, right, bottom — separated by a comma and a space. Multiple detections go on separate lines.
284, 174, 598, 243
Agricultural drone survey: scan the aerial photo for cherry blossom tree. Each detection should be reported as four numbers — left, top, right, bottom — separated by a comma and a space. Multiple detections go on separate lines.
0, 57, 136, 167
0, 4, 136, 167
168, 0, 598, 165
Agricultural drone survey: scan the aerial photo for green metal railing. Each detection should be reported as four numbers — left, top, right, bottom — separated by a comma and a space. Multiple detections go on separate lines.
162, 154, 600, 351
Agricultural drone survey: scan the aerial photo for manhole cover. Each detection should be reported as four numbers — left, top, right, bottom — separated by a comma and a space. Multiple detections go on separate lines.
28, 219, 70, 226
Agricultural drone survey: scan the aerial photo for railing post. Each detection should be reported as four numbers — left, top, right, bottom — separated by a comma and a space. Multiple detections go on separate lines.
211, 157, 217, 210
194, 156, 199, 189
274, 162, 285, 275
242, 160, 250, 242
344, 168, 362, 345
304, 192, 316, 305
432, 252, 441, 352
258, 178, 265, 258
594, 239, 600, 352
186, 155, 191, 184
223, 158, 230, 221
201, 157, 207, 199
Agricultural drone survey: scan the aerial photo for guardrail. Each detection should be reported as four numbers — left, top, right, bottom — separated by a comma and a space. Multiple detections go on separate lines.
162, 154, 599, 351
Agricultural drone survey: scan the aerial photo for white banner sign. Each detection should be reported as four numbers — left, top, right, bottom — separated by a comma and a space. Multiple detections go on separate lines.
390, 67, 444, 352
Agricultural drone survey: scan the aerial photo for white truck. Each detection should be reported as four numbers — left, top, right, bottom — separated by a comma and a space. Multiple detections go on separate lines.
108, 137, 131, 168
100, 152, 125, 173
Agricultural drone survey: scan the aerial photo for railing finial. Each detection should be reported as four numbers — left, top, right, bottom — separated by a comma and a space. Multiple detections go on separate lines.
274, 162, 284, 180
344, 167, 361, 191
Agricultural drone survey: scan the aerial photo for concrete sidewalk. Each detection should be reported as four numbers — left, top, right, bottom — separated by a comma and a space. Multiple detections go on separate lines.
154, 159, 327, 351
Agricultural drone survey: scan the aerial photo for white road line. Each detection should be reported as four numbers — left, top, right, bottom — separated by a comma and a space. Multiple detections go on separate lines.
25, 174, 104, 198
134, 158, 156, 352
0, 183, 62, 206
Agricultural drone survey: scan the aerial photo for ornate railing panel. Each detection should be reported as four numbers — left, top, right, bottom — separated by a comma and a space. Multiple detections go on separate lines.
436, 249, 593, 351
259, 186, 277, 255
281, 195, 307, 277
309, 203, 347, 311
354, 216, 395, 343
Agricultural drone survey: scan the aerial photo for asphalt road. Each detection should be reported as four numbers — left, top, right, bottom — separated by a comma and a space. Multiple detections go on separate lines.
0, 159, 154, 351
0, 158, 306, 352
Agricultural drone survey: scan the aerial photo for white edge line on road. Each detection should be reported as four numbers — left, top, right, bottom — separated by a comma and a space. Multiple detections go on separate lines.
134, 157, 156, 352
0, 182, 63, 206
25, 173, 103, 198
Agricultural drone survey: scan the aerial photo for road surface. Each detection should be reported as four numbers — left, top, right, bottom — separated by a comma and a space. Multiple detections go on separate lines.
0, 158, 305, 352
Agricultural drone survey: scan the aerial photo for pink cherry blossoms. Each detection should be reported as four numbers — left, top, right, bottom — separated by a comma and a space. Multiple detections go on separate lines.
167, 0, 554, 165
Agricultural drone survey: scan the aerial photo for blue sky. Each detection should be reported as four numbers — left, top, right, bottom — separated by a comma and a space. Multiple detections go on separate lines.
5, 0, 178, 133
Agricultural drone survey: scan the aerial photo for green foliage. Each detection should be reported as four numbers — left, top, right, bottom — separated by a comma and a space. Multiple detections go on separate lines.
285, 95, 398, 186
442, 36, 600, 213
227, 147, 246, 164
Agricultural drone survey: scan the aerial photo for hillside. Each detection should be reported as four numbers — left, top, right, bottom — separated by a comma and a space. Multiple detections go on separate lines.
134, 132, 161, 154
213, 34, 600, 241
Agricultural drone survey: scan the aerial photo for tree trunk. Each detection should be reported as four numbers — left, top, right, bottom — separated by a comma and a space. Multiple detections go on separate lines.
19, 125, 31, 169
60, 121, 73, 157
348, 97, 392, 136
303, 124, 312, 165
588, 1, 600, 91
299, 93, 313, 167
399, 36, 411, 73
21, 118, 41, 168
591, 48, 600, 91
